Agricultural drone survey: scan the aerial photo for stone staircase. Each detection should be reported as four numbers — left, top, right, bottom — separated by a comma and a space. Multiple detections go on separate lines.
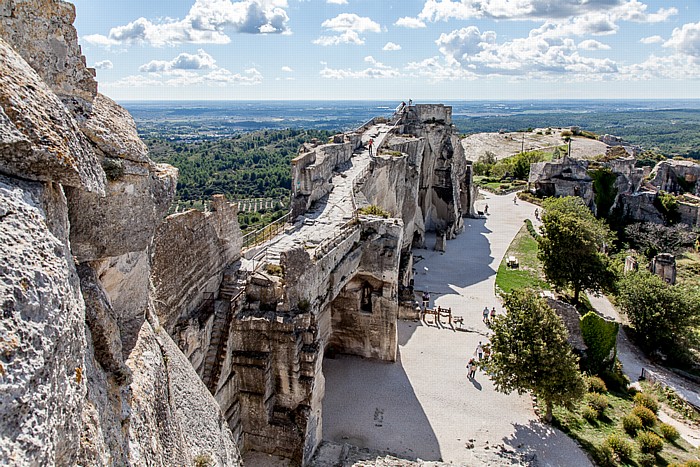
201, 264, 248, 392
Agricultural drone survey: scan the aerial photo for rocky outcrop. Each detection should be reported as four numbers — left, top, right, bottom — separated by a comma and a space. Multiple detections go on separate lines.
0, 1, 241, 465
528, 156, 594, 208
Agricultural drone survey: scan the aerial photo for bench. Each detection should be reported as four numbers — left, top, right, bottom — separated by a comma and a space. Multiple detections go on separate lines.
506, 256, 519, 268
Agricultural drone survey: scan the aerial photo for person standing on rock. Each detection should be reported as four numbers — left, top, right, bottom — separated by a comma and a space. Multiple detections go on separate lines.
368, 138, 374, 156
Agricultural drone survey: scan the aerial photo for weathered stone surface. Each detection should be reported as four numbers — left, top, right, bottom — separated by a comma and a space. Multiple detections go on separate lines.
126, 319, 241, 466
649, 159, 700, 196
0, 38, 105, 193
529, 156, 594, 208
67, 162, 177, 262
0, 0, 98, 106
80, 93, 150, 163
0, 175, 85, 466
152, 196, 242, 333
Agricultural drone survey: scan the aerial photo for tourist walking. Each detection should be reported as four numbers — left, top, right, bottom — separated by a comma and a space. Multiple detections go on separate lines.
368, 138, 374, 156
422, 291, 430, 310
467, 358, 477, 379
482, 306, 489, 322
476, 342, 484, 360
490, 306, 496, 321
484, 204, 489, 215
534, 208, 539, 220
513, 195, 517, 205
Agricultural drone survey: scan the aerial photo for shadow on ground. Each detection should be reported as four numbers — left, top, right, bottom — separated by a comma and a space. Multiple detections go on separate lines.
322, 348, 442, 461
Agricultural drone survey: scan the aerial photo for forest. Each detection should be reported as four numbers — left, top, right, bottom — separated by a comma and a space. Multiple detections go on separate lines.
145, 128, 334, 210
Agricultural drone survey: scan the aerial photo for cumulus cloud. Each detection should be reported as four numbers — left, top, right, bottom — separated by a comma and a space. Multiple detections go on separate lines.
664, 22, 700, 58
621, 54, 700, 79
395, 17, 426, 29
93, 60, 114, 70
431, 26, 618, 79
281, 66, 293, 72
417, 0, 676, 23
320, 56, 399, 79
139, 49, 217, 72
105, 67, 263, 87
578, 39, 611, 51
383, 42, 401, 51
83, 0, 290, 47
314, 13, 381, 46
640, 35, 664, 44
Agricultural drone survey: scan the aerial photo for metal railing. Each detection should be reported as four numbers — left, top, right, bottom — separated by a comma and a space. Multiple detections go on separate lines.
241, 212, 291, 251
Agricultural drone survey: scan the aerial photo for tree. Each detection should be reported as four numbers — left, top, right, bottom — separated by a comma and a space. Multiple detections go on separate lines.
485, 289, 586, 422
580, 312, 619, 373
537, 196, 617, 304
616, 270, 700, 355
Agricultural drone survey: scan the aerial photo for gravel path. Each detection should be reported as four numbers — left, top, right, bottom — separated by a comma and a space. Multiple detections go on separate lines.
322, 192, 593, 466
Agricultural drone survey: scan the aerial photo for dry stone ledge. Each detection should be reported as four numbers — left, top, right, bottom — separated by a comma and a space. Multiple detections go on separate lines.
0, 38, 105, 193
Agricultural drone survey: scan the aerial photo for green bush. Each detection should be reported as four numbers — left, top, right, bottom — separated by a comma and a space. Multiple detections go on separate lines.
637, 431, 664, 454
632, 406, 657, 427
586, 376, 608, 393
582, 406, 599, 422
358, 205, 390, 218
194, 453, 214, 467
580, 312, 619, 373
525, 219, 539, 239
586, 392, 609, 415
685, 461, 700, 467
622, 414, 643, 435
634, 393, 660, 414
638, 453, 657, 467
599, 366, 629, 393
659, 423, 680, 442
596, 444, 615, 466
603, 434, 634, 460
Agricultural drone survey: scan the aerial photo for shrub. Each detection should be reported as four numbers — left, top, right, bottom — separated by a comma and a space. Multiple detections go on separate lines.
637, 431, 664, 454
596, 444, 615, 466
580, 312, 619, 373
359, 205, 390, 218
685, 461, 700, 467
638, 453, 657, 467
622, 414, 643, 435
194, 453, 214, 467
632, 406, 657, 427
582, 406, 599, 422
264, 264, 283, 276
525, 219, 539, 239
659, 423, 680, 442
587, 376, 608, 393
599, 366, 629, 393
586, 392, 609, 415
603, 434, 634, 460
102, 157, 125, 181
634, 393, 660, 414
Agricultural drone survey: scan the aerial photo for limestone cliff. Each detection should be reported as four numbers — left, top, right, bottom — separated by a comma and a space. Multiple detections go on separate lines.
0, 1, 241, 465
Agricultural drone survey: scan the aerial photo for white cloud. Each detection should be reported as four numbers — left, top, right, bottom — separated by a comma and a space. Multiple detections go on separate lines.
405, 57, 476, 80
321, 13, 380, 33
93, 60, 114, 70
621, 54, 700, 79
83, 0, 290, 47
664, 22, 700, 59
432, 26, 618, 78
314, 13, 380, 46
394, 17, 426, 29
640, 35, 664, 44
383, 42, 401, 51
313, 30, 365, 46
320, 57, 399, 79
417, 0, 677, 23
281, 66, 294, 72
139, 49, 217, 72
326, 0, 347, 4
578, 39, 611, 51
105, 67, 263, 87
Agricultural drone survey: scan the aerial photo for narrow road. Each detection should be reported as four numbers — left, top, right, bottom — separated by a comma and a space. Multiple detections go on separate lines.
322, 191, 593, 466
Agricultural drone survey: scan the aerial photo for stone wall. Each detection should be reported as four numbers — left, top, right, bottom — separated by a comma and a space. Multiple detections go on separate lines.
0, 2, 242, 465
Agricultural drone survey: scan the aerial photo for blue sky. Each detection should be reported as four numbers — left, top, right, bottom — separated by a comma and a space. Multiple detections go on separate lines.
71, 0, 700, 100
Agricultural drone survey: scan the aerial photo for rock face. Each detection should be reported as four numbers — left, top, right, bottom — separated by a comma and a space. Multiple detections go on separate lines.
0, 2, 241, 466
156, 105, 475, 466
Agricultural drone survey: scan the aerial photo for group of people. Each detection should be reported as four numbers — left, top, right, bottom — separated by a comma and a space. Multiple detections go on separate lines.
482, 306, 497, 324
467, 341, 489, 379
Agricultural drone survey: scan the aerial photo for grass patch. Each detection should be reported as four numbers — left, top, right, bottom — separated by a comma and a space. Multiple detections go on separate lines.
495, 223, 550, 294
552, 387, 700, 466
676, 251, 700, 289
474, 176, 527, 195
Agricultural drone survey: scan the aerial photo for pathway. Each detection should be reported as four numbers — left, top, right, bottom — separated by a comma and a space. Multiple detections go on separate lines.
322, 191, 593, 466
256, 122, 395, 265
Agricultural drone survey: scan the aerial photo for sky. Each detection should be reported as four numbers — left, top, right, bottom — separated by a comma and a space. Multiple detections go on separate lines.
71, 0, 700, 101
